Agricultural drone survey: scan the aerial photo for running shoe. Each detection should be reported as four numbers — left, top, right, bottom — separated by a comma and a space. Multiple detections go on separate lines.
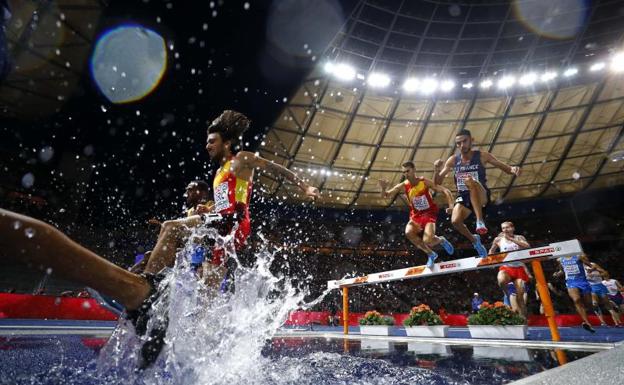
472, 234, 488, 258
439, 236, 454, 255
86, 287, 124, 316
426, 252, 438, 269
581, 322, 596, 333
475, 219, 488, 235
125, 271, 171, 369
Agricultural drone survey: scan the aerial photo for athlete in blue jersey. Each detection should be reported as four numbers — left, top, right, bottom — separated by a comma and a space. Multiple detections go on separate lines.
433, 129, 521, 257
584, 262, 622, 326
556, 254, 595, 332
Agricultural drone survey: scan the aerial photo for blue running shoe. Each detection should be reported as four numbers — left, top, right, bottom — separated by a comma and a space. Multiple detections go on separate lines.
475, 219, 488, 235
439, 236, 454, 255
472, 234, 487, 258
426, 252, 438, 269
86, 287, 124, 316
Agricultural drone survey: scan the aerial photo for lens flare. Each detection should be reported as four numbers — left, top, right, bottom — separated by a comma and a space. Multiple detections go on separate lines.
513, 0, 589, 40
90, 25, 167, 104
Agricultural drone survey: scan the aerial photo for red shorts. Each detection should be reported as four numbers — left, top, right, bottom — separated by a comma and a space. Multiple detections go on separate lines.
211, 218, 251, 265
499, 265, 529, 282
409, 210, 438, 230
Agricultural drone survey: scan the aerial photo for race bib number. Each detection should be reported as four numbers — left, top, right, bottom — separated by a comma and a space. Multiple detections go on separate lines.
563, 263, 580, 277
214, 182, 230, 212
412, 195, 430, 211
456, 171, 479, 191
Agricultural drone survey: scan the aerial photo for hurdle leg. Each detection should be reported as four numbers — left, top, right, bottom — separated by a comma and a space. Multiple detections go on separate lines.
531, 260, 568, 365
342, 286, 349, 335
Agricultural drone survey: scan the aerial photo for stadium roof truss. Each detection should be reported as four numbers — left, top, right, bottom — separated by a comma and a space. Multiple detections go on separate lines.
259, 0, 624, 208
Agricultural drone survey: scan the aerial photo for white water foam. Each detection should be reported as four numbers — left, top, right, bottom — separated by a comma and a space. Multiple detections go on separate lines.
96, 224, 311, 385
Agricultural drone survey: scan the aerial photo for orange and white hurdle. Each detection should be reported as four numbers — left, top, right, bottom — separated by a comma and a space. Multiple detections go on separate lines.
327, 238, 583, 357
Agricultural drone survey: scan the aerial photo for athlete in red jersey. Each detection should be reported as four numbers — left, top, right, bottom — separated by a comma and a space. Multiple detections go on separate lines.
207, 155, 252, 266
0, 110, 319, 368
379, 161, 455, 269
144, 110, 319, 281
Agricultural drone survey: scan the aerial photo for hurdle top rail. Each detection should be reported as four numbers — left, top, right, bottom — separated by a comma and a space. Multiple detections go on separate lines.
327, 239, 582, 289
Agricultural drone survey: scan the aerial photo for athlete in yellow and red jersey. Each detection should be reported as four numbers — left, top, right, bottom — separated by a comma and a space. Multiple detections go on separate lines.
209, 156, 253, 265
142, 110, 319, 279
0, 110, 320, 368
404, 176, 439, 229
380, 161, 455, 269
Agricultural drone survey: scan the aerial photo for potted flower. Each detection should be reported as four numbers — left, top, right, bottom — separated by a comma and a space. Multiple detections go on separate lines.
467, 301, 527, 339
403, 304, 449, 337
359, 310, 395, 336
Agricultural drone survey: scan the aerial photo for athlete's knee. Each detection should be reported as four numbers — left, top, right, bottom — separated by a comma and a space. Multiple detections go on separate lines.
161, 219, 184, 236
422, 233, 434, 244
451, 216, 463, 228
161, 220, 176, 230
17, 215, 58, 239
464, 177, 477, 188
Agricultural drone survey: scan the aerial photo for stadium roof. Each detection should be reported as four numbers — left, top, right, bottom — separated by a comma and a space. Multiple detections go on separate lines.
0, 0, 103, 119
259, 0, 624, 209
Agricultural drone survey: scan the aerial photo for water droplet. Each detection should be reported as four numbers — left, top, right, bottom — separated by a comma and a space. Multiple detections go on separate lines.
38, 146, 54, 163
12, 221, 21, 230
21, 173, 35, 188
25, 227, 36, 238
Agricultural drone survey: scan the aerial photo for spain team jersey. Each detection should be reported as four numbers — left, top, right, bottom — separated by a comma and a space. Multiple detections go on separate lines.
212, 157, 252, 219
404, 179, 438, 215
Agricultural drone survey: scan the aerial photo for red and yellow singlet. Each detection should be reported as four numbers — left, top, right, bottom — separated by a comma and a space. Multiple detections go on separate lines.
213, 157, 252, 218
404, 178, 438, 228
210, 156, 252, 264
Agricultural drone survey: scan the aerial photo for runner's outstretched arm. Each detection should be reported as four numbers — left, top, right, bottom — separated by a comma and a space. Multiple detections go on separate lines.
480, 151, 521, 176
379, 180, 405, 198
423, 178, 454, 213
233, 151, 319, 199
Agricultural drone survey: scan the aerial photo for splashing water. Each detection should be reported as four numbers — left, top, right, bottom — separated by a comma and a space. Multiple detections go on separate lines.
93, 223, 310, 385
5, 223, 463, 385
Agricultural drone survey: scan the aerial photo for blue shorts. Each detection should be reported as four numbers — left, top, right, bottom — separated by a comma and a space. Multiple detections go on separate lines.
590, 284, 609, 296
609, 293, 623, 306
455, 188, 491, 213
566, 279, 591, 294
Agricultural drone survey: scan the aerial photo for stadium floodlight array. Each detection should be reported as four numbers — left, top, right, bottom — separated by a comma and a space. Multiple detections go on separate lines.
367, 72, 391, 88
321, 51, 623, 94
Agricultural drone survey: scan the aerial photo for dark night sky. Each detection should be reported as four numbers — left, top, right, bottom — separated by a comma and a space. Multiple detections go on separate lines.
1, 0, 357, 230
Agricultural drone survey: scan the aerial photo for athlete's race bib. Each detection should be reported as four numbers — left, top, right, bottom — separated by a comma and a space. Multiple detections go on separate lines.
456, 171, 479, 191
563, 262, 581, 277
214, 182, 230, 213
412, 195, 430, 211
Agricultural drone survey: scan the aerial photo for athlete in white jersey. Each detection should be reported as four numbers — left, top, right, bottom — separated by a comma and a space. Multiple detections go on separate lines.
585, 263, 621, 326
602, 277, 624, 313
489, 221, 531, 318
